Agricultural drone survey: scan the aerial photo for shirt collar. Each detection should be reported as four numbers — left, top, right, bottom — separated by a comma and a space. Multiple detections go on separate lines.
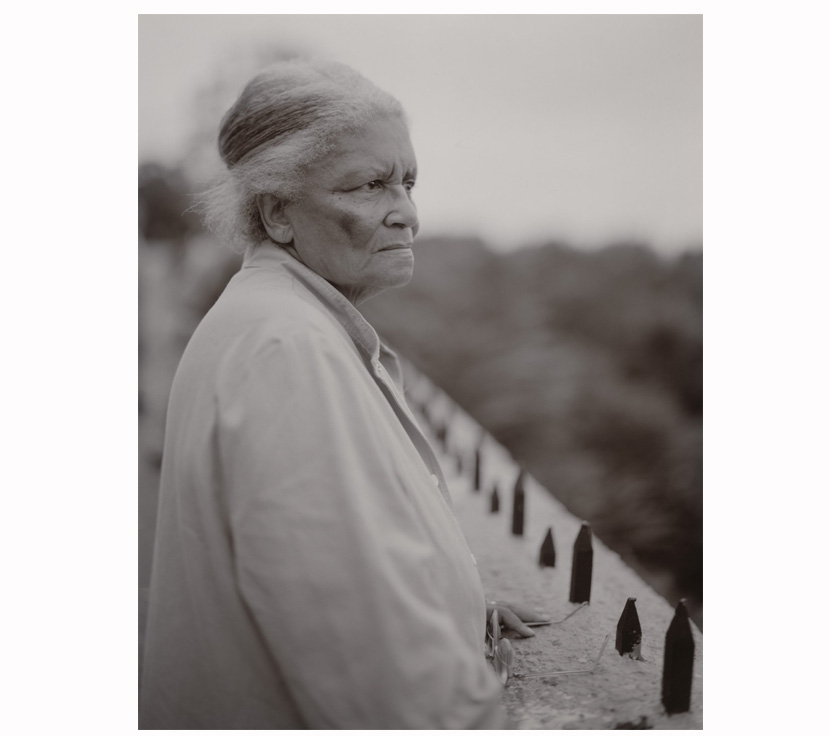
241, 242, 383, 366
241, 242, 442, 502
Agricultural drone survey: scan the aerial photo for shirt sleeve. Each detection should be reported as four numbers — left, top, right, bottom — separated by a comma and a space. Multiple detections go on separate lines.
215, 329, 506, 729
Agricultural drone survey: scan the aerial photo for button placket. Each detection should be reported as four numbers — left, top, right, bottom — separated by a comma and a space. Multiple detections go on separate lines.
370, 357, 452, 507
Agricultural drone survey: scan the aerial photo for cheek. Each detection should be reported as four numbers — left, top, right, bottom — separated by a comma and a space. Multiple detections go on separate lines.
330, 201, 379, 249
336, 211, 362, 239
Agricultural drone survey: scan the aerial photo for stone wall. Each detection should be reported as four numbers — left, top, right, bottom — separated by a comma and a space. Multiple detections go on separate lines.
403, 362, 703, 729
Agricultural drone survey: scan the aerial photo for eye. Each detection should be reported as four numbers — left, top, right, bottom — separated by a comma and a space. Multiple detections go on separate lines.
364, 179, 384, 191
404, 179, 416, 193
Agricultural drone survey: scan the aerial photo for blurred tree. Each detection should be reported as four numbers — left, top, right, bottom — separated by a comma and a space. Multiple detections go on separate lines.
363, 236, 703, 626
138, 162, 202, 244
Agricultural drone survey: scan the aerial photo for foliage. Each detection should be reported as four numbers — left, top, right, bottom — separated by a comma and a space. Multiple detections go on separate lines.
138, 163, 203, 243
362, 237, 703, 624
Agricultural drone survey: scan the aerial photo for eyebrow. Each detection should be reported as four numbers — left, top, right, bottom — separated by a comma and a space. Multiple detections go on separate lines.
336, 162, 417, 186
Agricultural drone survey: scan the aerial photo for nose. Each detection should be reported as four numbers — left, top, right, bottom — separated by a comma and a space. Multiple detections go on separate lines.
384, 185, 419, 234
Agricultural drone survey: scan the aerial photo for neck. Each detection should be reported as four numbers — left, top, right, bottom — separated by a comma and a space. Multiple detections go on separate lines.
277, 242, 379, 306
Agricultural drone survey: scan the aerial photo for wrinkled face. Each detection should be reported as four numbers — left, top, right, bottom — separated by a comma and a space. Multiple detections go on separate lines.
284, 116, 419, 304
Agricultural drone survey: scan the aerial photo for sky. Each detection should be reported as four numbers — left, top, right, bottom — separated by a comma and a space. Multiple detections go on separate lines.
138, 14, 702, 254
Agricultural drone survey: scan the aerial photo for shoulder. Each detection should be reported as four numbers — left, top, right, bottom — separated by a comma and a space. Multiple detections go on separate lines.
211, 276, 358, 380
206, 262, 349, 345
220, 266, 336, 335
176, 267, 358, 392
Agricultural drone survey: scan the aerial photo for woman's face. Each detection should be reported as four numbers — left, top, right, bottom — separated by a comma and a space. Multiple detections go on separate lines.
283, 116, 419, 304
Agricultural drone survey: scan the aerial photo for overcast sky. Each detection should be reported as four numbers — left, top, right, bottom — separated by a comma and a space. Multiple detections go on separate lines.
139, 14, 702, 254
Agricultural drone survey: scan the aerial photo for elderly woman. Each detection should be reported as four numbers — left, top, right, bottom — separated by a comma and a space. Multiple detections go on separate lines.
140, 59, 543, 729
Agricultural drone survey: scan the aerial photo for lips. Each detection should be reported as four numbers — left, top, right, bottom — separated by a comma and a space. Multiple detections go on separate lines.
379, 243, 413, 252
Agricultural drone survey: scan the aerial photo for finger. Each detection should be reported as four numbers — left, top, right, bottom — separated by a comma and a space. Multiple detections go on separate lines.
498, 608, 535, 638
510, 604, 550, 621
500, 602, 550, 623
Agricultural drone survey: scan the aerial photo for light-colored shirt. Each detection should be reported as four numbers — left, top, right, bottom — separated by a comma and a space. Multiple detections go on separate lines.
139, 243, 506, 729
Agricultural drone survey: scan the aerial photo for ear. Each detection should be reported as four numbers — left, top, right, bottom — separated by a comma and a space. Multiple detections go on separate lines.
256, 193, 294, 244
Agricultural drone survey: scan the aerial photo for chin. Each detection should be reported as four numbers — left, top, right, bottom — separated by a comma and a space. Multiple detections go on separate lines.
389, 262, 414, 288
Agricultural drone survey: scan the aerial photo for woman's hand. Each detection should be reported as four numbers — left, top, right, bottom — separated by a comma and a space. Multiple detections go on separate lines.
486, 600, 550, 638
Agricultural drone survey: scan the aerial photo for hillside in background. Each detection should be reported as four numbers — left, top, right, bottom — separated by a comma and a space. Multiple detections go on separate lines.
361, 237, 702, 625
139, 164, 703, 627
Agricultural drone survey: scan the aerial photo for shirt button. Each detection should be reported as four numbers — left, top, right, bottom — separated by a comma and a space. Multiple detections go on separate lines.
430, 474, 440, 486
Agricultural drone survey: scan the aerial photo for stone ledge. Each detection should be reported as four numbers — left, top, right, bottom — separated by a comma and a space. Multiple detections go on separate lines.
407, 368, 703, 729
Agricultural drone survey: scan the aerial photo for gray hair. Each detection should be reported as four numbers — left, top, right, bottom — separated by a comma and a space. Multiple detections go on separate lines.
201, 59, 407, 251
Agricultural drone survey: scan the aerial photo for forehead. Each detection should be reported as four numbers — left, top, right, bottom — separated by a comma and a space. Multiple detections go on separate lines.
313, 116, 417, 178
